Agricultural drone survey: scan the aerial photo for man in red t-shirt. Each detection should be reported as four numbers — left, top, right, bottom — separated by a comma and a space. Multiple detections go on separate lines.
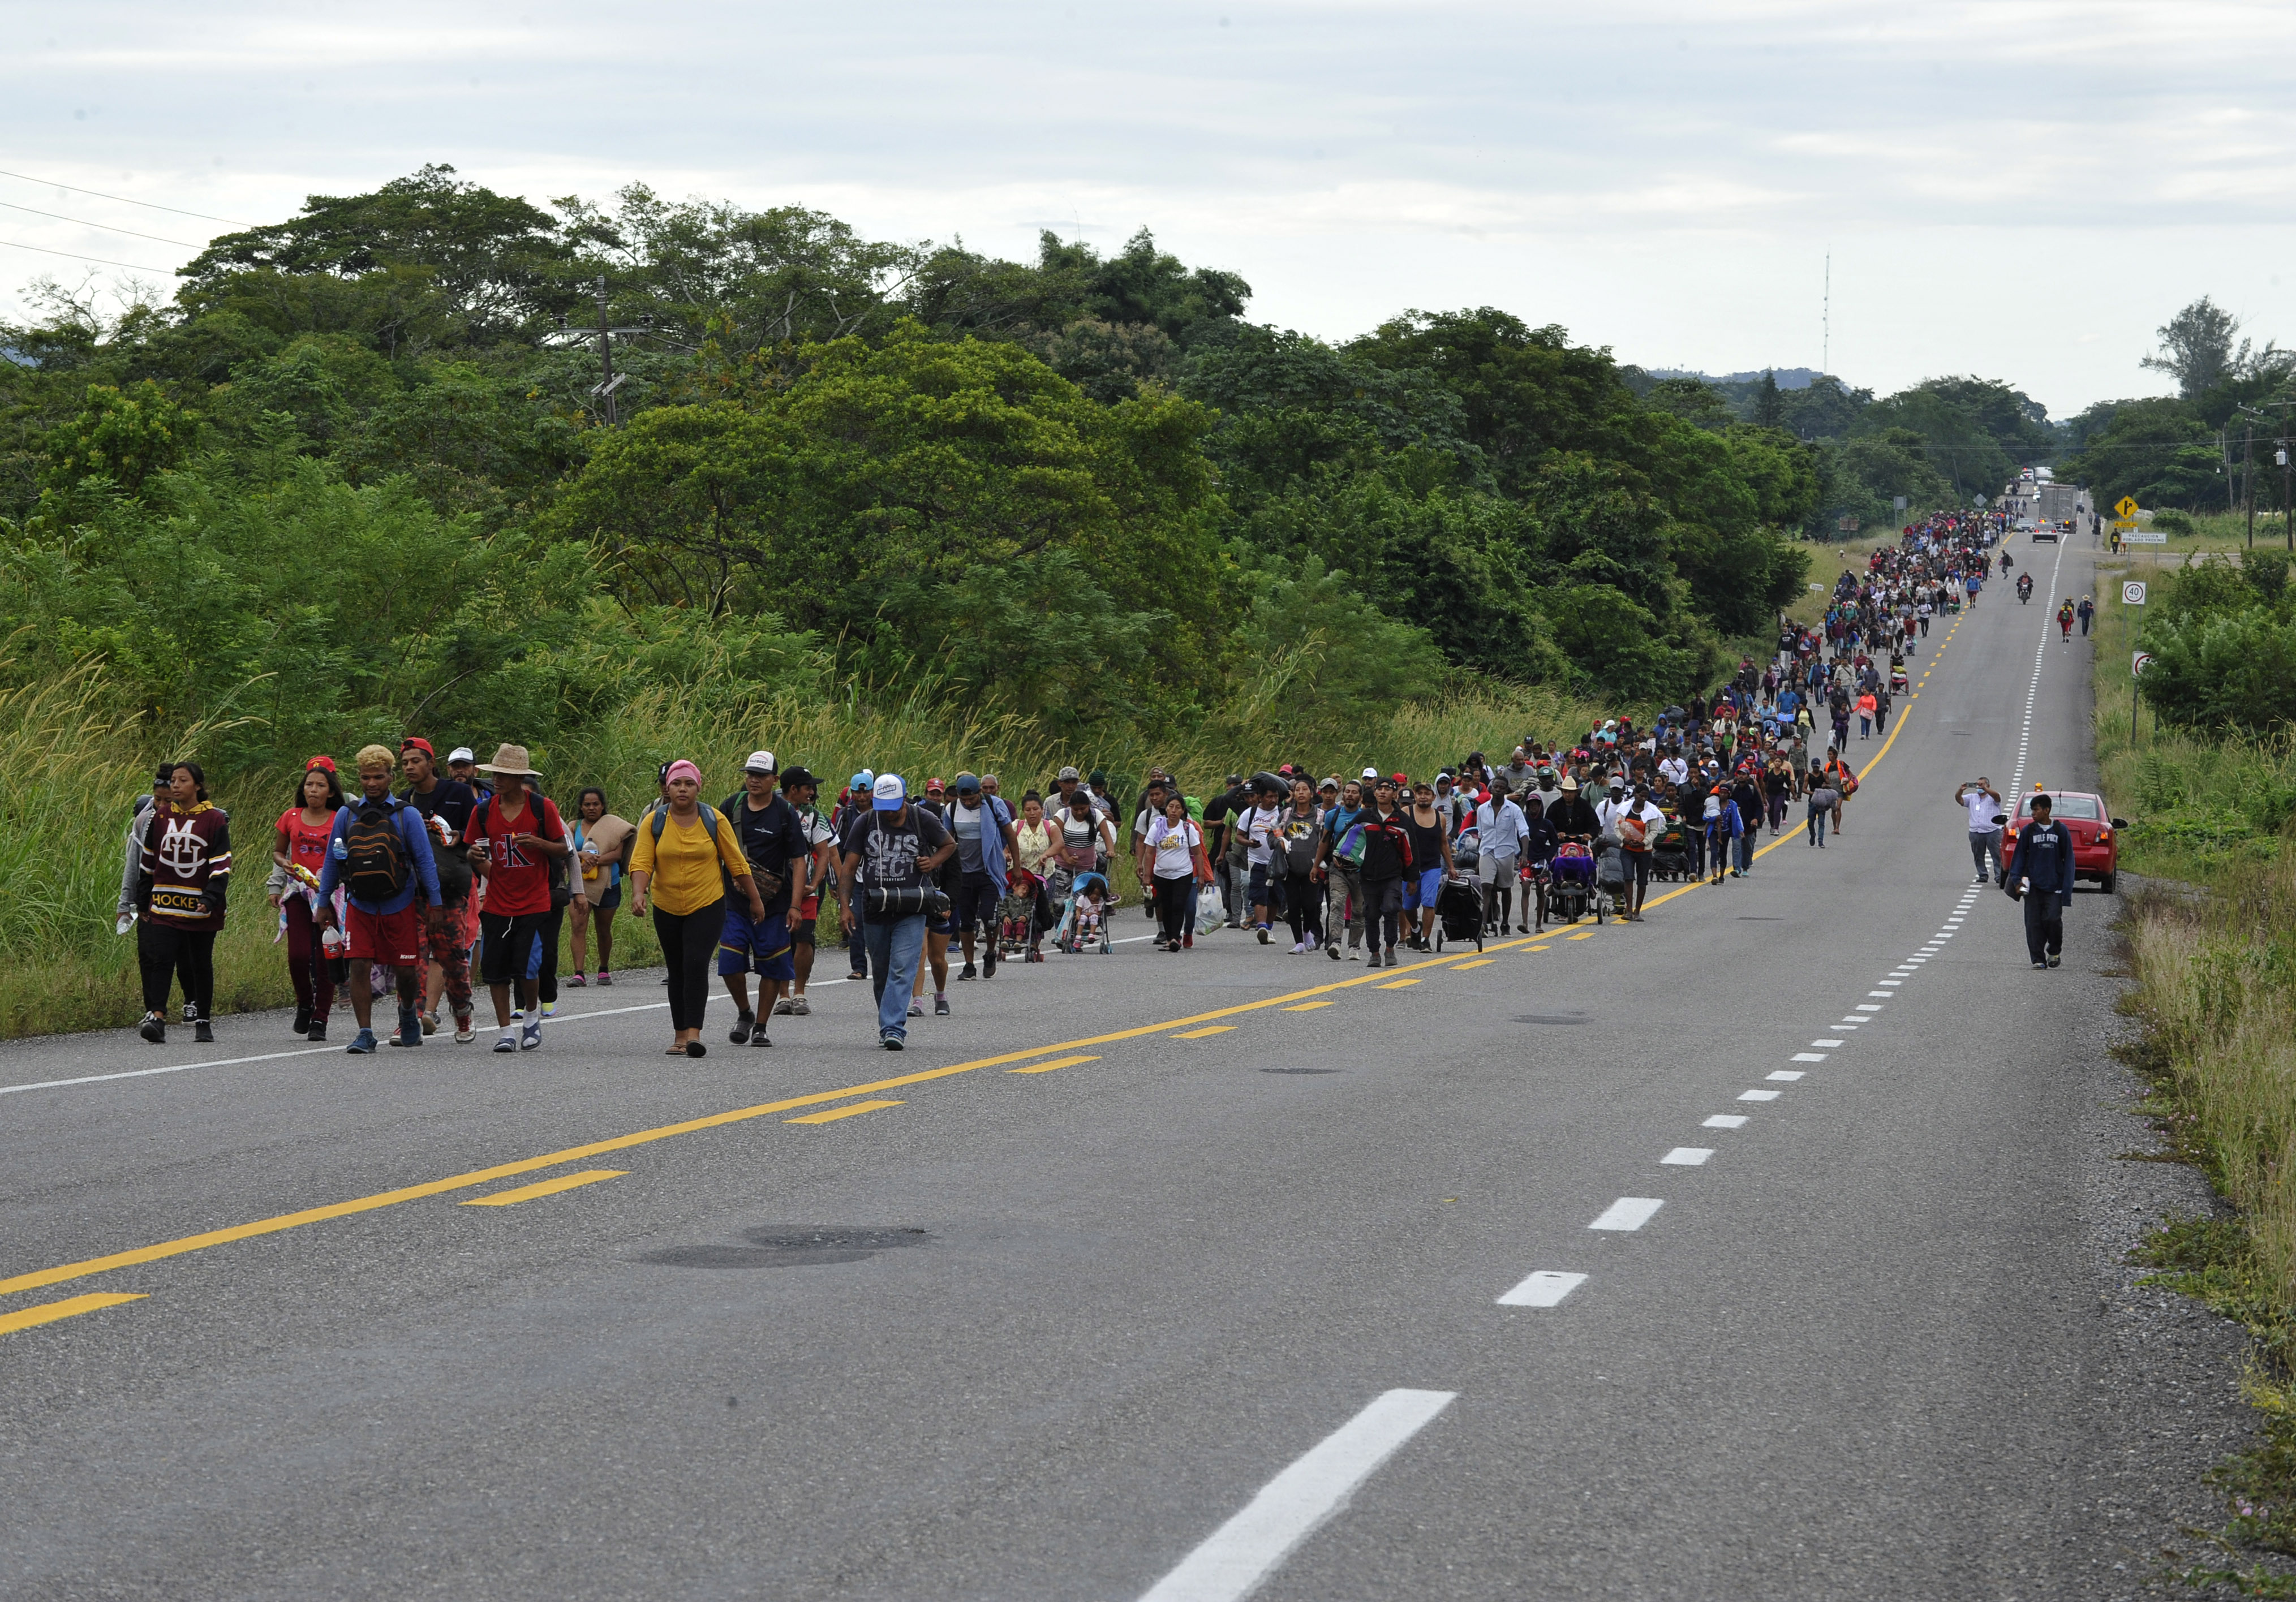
463, 743, 570, 1053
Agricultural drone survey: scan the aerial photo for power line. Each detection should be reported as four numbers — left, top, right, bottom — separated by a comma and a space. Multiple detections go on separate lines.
0, 167, 252, 227
0, 200, 195, 248
0, 237, 171, 273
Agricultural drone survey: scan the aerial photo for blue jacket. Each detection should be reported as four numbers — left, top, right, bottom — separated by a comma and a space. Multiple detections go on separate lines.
2007, 818, 2076, 907
948, 795, 1013, 894
318, 794, 444, 915
1705, 799, 1744, 839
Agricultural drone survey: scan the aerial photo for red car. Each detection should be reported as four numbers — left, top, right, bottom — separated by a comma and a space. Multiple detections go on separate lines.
2000, 789, 2123, 893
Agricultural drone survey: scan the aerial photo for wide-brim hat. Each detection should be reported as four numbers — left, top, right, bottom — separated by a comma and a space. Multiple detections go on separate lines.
475, 742, 542, 778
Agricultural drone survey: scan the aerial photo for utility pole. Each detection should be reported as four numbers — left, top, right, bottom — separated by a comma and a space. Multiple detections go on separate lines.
1821, 251, 1830, 376
592, 276, 621, 427
2282, 437, 2292, 551
2246, 416, 2256, 549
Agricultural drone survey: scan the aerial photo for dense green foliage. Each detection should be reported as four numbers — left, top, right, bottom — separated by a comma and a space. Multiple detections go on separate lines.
2136, 552, 2296, 733
2, 164, 1836, 761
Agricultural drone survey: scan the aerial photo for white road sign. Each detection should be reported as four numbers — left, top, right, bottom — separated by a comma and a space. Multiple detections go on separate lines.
2132, 651, 2154, 677
2122, 581, 2147, 605
2122, 529, 2167, 545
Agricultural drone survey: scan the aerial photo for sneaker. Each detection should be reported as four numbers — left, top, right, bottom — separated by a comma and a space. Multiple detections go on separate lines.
183, 1000, 197, 1024
1328, 942, 1343, 961
521, 1019, 542, 1050
1257, 925, 1272, 944
908, 998, 925, 1018
1182, 933, 1193, 949
541, 1002, 557, 1019
420, 1010, 438, 1036
935, 994, 951, 1017
1384, 946, 1398, 967
194, 1020, 215, 1044
729, 1011, 754, 1045
772, 997, 794, 1016
391, 1009, 422, 1048
1365, 948, 1382, 970
511, 1006, 525, 1020
596, 971, 614, 987
1305, 933, 1319, 951
348, 1028, 379, 1055
750, 1028, 772, 1046
453, 1013, 475, 1044
495, 1031, 519, 1052
1349, 945, 1362, 963
790, 996, 810, 1016
2032, 960, 2048, 970
2046, 953, 2062, 968
139, 1013, 166, 1045
957, 963, 977, 981
567, 972, 588, 988
982, 948, 996, 978
307, 1021, 327, 1043
1290, 941, 1307, 954
882, 1035, 905, 1051
293, 1004, 312, 1036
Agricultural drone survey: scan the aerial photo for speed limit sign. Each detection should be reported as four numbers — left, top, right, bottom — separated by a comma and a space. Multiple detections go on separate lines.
2123, 581, 2147, 605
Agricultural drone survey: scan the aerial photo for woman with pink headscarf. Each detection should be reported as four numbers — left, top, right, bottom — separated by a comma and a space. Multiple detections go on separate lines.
630, 759, 762, 1057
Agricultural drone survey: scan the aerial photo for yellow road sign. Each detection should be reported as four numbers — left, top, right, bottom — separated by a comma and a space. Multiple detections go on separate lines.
2114, 496, 2140, 519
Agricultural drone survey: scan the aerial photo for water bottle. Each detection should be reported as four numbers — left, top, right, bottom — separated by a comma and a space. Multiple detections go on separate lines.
322, 921, 350, 985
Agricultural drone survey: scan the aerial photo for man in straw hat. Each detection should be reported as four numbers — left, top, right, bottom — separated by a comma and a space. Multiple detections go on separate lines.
463, 743, 571, 1053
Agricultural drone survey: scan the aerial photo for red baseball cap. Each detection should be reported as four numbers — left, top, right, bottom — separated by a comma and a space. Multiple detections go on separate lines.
305, 755, 337, 773
400, 736, 435, 759
1390, 772, 1408, 786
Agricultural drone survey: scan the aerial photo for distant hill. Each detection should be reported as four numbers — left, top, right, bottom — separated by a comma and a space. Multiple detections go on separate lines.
1645, 367, 1822, 390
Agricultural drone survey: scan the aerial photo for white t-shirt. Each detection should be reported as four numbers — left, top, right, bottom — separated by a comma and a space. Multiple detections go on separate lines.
1659, 755, 1688, 787
1146, 817, 1201, 879
1243, 804, 1283, 866
1962, 790, 2002, 831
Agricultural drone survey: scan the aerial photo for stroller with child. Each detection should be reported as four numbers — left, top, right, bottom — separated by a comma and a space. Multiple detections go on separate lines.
1053, 871, 1113, 955
1548, 839, 1603, 924
999, 867, 1043, 962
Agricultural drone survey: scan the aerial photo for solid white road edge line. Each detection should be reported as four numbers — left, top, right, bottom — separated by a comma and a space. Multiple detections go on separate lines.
1135, 1388, 1457, 1602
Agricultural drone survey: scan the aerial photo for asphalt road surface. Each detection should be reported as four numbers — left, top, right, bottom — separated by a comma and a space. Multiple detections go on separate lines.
0, 535, 2251, 1600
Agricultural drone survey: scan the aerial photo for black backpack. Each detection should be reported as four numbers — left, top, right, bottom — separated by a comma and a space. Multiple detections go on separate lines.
345, 799, 411, 903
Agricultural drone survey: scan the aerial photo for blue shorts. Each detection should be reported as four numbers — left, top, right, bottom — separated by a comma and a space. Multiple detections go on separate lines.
1404, 866, 1443, 910
718, 901, 796, 980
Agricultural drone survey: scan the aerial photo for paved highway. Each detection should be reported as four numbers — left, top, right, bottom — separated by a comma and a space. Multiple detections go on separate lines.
0, 533, 2253, 1599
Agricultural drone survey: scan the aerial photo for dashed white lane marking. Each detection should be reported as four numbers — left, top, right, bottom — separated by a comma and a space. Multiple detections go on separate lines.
1768, 1071, 1805, 1082
1704, 1114, 1748, 1129
1497, 1271, 1586, 1307
1137, 1388, 1456, 1602
1854, 1004, 1883, 1013
1791, 1052, 1829, 1062
1589, 1197, 1665, 1230
1739, 1088, 1781, 1102
1661, 1148, 1713, 1166
1812, 1039, 1844, 1048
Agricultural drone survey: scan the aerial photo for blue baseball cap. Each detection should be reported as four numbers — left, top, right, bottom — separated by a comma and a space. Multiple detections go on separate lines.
849, 769, 874, 793
872, 773, 907, 811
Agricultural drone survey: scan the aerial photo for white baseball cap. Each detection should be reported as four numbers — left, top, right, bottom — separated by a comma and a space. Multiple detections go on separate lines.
872, 773, 908, 811
743, 749, 777, 774
447, 746, 476, 764
1360, 766, 1379, 781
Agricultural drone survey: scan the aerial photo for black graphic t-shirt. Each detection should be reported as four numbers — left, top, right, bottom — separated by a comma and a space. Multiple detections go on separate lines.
837, 807, 951, 892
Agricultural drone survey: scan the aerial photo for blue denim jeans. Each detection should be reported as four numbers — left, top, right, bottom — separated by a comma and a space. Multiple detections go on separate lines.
862, 914, 926, 1041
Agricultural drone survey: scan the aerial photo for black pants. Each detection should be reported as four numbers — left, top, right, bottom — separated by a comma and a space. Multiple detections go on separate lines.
1362, 876, 1403, 949
479, 911, 543, 988
139, 920, 214, 1020
1152, 875, 1192, 944
956, 871, 1000, 935
534, 905, 565, 1004
1283, 872, 1324, 944
2023, 893, 2064, 964
654, 900, 720, 1032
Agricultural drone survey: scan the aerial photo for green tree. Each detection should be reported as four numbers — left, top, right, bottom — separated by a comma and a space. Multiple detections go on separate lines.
42, 382, 196, 496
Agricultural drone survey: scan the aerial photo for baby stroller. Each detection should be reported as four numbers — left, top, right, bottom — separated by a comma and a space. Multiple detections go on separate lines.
1054, 871, 1112, 955
1434, 871, 1484, 952
999, 867, 1042, 962
1549, 841, 1598, 924
1650, 815, 1689, 882
1594, 839, 1627, 919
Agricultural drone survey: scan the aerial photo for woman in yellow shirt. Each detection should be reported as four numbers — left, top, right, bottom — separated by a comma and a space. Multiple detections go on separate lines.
631, 760, 762, 1057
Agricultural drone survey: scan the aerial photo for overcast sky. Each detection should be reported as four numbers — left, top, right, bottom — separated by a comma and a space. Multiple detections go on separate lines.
6, 0, 2292, 416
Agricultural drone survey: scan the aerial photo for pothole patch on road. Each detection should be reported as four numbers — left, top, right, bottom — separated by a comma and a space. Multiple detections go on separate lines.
640, 1226, 929, 1269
